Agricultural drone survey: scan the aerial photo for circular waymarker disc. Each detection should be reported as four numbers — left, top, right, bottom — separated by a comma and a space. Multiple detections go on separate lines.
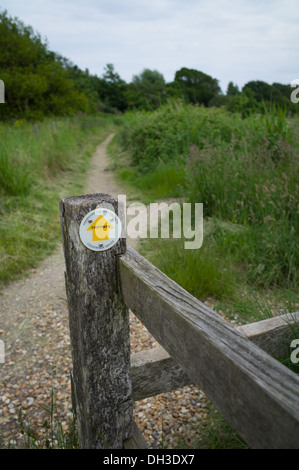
79, 208, 122, 252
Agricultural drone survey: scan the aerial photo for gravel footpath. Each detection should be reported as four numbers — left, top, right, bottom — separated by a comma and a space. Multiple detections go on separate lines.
0, 134, 211, 449
0, 258, 209, 449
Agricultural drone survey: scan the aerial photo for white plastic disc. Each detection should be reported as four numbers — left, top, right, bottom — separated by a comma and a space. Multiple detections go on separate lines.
79, 208, 122, 251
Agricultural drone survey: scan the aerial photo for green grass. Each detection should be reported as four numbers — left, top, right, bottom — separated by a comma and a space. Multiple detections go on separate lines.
115, 101, 299, 291
17, 389, 78, 449
184, 402, 249, 450
139, 232, 236, 303
0, 115, 114, 288
118, 163, 186, 200
0, 388, 79, 449
274, 312, 299, 375
111, 99, 299, 329
195, 411, 249, 449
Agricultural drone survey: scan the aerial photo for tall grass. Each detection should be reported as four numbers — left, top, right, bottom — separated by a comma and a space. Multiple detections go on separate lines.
117, 101, 298, 290
0, 115, 112, 287
0, 145, 32, 195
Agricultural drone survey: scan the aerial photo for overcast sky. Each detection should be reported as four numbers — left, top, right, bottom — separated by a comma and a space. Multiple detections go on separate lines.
1, 0, 298, 93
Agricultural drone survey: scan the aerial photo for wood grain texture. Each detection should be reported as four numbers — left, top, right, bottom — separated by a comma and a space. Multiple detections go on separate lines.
130, 315, 299, 402
60, 193, 132, 449
237, 312, 299, 358
131, 346, 191, 401
119, 247, 299, 449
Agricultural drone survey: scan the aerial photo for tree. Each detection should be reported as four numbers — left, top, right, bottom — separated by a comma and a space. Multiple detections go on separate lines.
0, 10, 98, 120
173, 67, 221, 106
225, 87, 259, 117
126, 69, 167, 110
240, 80, 299, 116
226, 81, 240, 96
242, 80, 273, 103
96, 64, 127, 112
271, 82, 293, 110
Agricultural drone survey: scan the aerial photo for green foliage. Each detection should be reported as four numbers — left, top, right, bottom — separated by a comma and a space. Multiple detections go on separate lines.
243, 80, 273, 103
185, 108, 297, 288
173, 67, 221, 106
119, 102, 245, 175
226, 80, 299, 117
0, 10, 101, 120
96, 64, 128, 112
126, 69, 167, 110
118, 102, 299, 289
225, 87, 259, 116
118, 163, 185, 199
226, 81, 240, 96
247, 102, 292, 160
0, 115, 112, 287
0, 144, 32, 195
141, 235, 236, 302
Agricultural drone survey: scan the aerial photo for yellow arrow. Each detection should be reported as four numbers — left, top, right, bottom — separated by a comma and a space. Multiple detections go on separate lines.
86, 215, 114, 241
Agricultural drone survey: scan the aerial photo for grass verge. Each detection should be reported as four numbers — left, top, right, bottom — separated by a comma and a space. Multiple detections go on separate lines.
0, 115, 114, 289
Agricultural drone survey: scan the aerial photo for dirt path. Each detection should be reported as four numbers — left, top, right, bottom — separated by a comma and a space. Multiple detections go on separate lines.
0, 134, 207, 449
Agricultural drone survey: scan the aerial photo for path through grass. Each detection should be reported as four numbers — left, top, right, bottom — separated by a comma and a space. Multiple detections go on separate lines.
0, 115, 116, 288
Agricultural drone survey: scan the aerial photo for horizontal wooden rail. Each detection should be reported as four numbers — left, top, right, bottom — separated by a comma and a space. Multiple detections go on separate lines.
237, 312, 299, 357
131, 346, 191, 401
130, 313, 299, 402
120, 247, 299, 449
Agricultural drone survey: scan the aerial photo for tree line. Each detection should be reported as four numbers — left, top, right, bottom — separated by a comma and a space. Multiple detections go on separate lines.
0, 10, 297, 121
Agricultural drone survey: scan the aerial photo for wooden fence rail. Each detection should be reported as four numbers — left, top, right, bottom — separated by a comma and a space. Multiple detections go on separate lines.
60, 193, 299, 450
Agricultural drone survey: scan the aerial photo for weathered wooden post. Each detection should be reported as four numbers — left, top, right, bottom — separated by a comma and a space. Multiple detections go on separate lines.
60, 193, 132, 449
33, 123, 39, 137
51, 121, 57, 134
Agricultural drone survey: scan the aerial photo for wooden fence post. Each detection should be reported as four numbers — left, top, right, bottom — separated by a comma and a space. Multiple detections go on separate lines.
33, 123, 39, 137
60, 193, 132, 449
51, 121, 57, 134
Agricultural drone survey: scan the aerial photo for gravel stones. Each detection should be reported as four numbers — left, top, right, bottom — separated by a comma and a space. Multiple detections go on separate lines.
0, 247, 211, 449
